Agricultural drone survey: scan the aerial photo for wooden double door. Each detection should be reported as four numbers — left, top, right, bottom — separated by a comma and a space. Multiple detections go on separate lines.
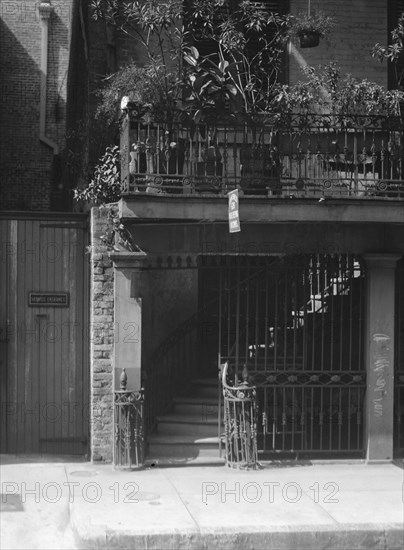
0, 215, 89, 455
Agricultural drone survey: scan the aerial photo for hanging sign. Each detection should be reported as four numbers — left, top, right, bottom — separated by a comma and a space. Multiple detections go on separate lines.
228, 189, 241, 233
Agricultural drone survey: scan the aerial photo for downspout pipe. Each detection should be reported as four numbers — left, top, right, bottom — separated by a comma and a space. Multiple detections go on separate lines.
39, 1, 59, 155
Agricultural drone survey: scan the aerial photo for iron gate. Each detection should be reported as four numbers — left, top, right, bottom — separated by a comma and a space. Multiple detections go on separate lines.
199, 253, 366, 457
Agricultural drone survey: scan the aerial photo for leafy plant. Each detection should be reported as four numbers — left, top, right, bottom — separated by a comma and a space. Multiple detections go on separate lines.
91, 0, 183, 68
275, 62, 404, 118
372, 13, 404, 88
288, 11, 335, 38
74, 145, 122, 204
91, 0, 290, 119
99, 205, 138, 252
95, 63, 179, 122
74, 146, 139, 250
91, 0, 184, 116
182, 1, 290, 116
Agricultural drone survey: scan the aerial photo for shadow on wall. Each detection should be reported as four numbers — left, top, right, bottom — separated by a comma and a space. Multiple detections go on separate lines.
65, 0, 89, 203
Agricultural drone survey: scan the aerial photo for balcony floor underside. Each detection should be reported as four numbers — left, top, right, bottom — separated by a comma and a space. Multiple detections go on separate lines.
120, 195, 404, 225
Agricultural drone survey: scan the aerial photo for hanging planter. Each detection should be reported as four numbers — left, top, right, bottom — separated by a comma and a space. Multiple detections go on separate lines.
299, 31, 321, 48
288, 10, 336, 49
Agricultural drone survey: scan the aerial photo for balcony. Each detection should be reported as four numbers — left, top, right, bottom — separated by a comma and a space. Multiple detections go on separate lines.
120, 111, 404, 201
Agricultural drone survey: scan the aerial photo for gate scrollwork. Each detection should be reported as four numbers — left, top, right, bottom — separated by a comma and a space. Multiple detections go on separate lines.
221, 362, 260, 469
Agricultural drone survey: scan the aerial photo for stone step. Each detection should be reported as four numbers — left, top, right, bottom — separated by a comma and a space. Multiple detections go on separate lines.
156, 414, 223, 436
147, 434, 222, 459
173, 396, 223, 416
192, 378, 218, 386
144, 456, 225, 467
191, 379, 219, 398
246, 359, 304, 367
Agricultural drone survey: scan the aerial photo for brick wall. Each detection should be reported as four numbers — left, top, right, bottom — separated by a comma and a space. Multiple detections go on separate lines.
84, 6, 145, 173
90, 206, 114, 462
288, 0, 388, 86
0, 0, 74, 211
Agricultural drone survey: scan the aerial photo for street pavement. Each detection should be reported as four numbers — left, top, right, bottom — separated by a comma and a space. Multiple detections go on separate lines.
1, 455, 403, 550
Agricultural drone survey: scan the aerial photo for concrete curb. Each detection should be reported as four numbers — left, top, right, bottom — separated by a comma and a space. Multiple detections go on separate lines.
64, 461, 404, 550
69, 520, 404, 550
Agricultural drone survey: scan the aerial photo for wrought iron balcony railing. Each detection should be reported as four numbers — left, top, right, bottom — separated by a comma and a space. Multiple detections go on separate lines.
120, 112, 404, 199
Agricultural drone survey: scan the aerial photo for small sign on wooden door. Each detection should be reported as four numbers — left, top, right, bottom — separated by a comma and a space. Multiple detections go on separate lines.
28, 292, 70, 307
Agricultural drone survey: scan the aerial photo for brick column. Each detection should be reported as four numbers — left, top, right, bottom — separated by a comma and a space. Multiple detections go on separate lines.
363, 253, 400, 462
90, 207, 147, 462
90, 207, 114, 462
110, 252, 147, 392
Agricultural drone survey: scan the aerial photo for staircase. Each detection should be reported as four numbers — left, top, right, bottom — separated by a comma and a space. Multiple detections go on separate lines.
147, 378, 225, 464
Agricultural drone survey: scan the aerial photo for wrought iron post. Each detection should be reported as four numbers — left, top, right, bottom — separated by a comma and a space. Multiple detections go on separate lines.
221, 362, 259, 469
114, 368, 145, 470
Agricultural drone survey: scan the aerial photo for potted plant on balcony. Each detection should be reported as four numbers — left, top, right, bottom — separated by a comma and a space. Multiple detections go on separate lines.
181, 2, 289, 194
288, 11, 335, 48
182, 2, 289, 117
93, 0, 290, 118
95, 61, 186, 193
274, 61, 404, 197
276, 62, 404, 120
372, 13, 404, 90
90, 1, 290, 195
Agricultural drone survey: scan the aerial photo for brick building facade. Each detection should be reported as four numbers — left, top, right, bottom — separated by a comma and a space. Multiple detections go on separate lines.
87, 1, 404, 464
1, 1, 403, 463
0, 0, 145, 212
0, 1, 75, 210
0, 0, 399, 212
289, 0, 388, 87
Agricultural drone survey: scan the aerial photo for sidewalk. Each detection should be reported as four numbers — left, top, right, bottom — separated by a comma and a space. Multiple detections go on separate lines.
1, 456, 403, 550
